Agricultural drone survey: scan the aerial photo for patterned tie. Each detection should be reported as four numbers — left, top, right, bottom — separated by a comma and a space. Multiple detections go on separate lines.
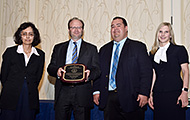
110, 43, 120, 89
72, 42, 78, 63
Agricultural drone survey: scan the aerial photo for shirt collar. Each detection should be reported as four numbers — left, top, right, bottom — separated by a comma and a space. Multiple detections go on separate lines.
113, 37, 127, 45
70, 38, 82, 45
17, 45, 40, 56
154, 42, 170, 64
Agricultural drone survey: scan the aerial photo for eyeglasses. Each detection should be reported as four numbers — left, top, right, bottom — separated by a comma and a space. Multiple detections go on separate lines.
70, 26, 82, 30
21, 32, 34, 37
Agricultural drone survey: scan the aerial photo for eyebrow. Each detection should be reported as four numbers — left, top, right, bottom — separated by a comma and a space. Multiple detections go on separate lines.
111, 23, 122, 27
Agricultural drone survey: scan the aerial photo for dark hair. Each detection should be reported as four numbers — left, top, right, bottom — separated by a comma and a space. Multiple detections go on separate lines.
68, 17, 84, 29
113, 16, 128, 27
14, 22, 41, 46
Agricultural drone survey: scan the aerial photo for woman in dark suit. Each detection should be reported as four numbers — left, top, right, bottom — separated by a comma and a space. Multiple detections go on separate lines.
0, 22, 45, 120
148, 22, 189, 120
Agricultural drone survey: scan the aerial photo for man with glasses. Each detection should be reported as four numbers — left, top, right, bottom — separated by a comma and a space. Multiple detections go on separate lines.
47, 17, 100, 120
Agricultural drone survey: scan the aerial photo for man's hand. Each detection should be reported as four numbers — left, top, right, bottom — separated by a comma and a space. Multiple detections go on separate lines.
137, 94, 148, 108
85, 70, 90, 82
57, 67, 65, 77
93, 94, 100, 105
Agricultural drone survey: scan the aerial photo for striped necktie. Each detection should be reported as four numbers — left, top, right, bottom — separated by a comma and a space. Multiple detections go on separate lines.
72, 42, 78, 63
110, 43, 120, 89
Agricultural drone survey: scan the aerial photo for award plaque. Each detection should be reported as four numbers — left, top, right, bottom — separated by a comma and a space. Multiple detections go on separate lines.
61, 64, 86, 83
188, 98, 190, 107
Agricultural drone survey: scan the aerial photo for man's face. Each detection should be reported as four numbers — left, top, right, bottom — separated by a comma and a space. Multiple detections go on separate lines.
69, 19, 83, 41
111, 19, 128, 42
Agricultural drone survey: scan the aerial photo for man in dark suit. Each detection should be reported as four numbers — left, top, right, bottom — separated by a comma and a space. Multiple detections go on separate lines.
93, 16, 153, 120
47, 17, 100, 120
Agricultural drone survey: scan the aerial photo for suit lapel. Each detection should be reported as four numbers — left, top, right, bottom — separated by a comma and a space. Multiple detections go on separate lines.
61, 41, 69, 65
78, 40, 87, 62
104, 41, 114, 73
108, 41, 114, 65
117, 38, 130, 67
16, 49, 26, 69
27, 54, 38, 67
166, 43, 175, 59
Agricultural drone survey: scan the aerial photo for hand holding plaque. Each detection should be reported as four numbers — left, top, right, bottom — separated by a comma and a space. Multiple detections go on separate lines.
61, 64, 86, 83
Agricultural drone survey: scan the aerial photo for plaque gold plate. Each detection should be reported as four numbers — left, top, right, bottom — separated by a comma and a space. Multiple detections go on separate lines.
61, 64, 86, 83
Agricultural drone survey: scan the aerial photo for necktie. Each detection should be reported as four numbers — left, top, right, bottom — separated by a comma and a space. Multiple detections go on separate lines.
72, 42, 78, 63
110, 43, 120, 89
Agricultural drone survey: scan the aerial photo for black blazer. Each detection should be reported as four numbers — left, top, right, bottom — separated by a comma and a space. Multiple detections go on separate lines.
47, 40, 100, 108
149, 43, 189, 92
94, 38, 153, 112
0, 45, 45, 110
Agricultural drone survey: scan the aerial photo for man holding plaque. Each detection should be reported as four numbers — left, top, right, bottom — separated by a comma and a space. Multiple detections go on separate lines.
93, 16, 153, 120
47, 17, 100, 120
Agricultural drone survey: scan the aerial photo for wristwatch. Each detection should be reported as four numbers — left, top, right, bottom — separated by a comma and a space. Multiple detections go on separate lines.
182, 88, 189, 92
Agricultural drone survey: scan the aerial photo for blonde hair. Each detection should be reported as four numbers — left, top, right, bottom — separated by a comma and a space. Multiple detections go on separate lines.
150, 22, 176, 55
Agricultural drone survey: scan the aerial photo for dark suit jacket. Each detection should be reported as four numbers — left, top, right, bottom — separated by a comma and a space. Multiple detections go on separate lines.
47, 40, 100, 108
0, 45, 45, 110
94, 38, 153, 112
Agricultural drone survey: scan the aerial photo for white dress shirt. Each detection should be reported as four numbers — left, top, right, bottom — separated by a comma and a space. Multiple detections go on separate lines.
17, 45, 39, 66
108, 37, 127, 90
65, 39, 82, 64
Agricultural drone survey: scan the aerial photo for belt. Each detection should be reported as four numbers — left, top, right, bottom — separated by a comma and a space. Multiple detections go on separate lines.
68, 84, 76, 87
62, 81, 87, 87
62, 83, 77, 87
109, 89, 117, 93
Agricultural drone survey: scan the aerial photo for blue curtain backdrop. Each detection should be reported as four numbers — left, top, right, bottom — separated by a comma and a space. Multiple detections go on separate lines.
36, 100, 190, 120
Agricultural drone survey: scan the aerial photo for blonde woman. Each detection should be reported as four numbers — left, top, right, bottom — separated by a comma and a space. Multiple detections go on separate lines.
148, 22, 189, 120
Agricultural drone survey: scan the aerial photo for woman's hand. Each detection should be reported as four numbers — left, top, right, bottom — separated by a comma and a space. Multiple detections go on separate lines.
148, 93, 154, 110
177, 91, 188, 108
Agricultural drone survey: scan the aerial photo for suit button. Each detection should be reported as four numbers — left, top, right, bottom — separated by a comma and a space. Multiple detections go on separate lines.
24, 77, 26, 79
105, 87, 107, 89
106, 75, 108, 78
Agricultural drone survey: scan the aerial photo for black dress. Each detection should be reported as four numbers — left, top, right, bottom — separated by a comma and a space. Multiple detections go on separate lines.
149, 43, 189, 120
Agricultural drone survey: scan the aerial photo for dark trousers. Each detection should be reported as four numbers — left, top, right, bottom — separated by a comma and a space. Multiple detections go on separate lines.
104, 91, 145, 120
55, 85, 91, 120
0, 80, 36, 120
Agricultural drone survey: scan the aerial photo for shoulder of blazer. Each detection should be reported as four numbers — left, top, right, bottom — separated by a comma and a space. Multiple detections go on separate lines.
3, 45, 18, 56
166, 43, 186, 55
35, 47, 45, 54
81, 39, 97, 48
54, 40, 70, 48
5, 45, 18, 51
99, 41, 113, 51
52, 40, 70, 53
36, 47, 45, 55
125, 38, 146, 47
168, 43, 184, 49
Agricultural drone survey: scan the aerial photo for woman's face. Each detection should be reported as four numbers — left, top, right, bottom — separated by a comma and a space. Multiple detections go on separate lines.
21, 26, 34, 46
158, 25, 170, 46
